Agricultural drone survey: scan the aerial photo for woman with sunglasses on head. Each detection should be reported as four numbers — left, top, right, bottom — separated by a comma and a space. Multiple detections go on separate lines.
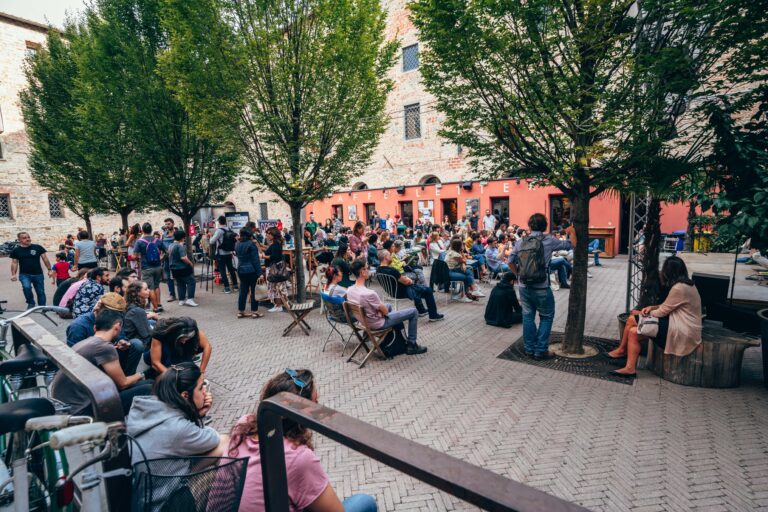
147, 317, 212, 379
228, 369, 377, 512
127, 362, 228, 463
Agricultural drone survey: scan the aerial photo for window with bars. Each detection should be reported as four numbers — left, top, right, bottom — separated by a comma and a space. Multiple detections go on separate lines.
48, 195, 64, 218
404, 103, 421, 140
259, 202, 269, 220
0, 195, 11, 219
402, 44, 419, 72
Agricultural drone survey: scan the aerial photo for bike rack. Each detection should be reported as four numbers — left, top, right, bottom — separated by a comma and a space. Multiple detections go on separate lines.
11, 316, 130, 512
258, 392, 589, 512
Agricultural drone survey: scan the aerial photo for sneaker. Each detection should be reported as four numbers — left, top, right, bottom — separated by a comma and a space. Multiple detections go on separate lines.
428, 314, 445, 322
268, 306, 283, 313
595, 263, 603, 267
168, 296, 177, 302
178, 300, 187, 306
471, 290, 486, 297
185, 299, 199, 307
458, 297, 474, 303
224, 288, 232, 294
534, 351, 556, 361
155, 306, 164, 313
406, 344, 428, 355
417, 310, 429, 317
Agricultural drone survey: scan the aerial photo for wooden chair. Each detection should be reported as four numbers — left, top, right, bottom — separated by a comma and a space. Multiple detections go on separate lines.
277, 288, 315, 337
343, 301, 392, 368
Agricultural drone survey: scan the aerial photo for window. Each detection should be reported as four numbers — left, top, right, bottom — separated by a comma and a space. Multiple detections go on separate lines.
404, 103, 421, 140
25, 41, 40, 58
259, 202, 269, 220
48, 195, 64, 218
0, 195, 11, 219
351, 182, 368, 191
0, 139, 4, 160
402, 44, 419, 72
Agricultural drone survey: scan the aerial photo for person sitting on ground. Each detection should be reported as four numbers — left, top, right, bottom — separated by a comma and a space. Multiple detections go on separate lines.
444, 239, 484, 302
324, 266, 347, 298
53, 309, 152, 415
127, 362, 227, 463
72, 267, 109, 318
229, 369, 378, 512
331, 244, 354, 288
108, 275, 126, 296
147, 317, 212, 378
55, 268, 90, 314
484, 272, 523, 328
377, 249, 444, 322
346, 259, 427, 355
607, 256, 702, 378
124, 281, 159, 352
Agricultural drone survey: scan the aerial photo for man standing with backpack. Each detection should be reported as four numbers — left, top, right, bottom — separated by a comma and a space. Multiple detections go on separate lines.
510, 213, 573, 360
209, 215, 239, 294
133, 223, 164, 312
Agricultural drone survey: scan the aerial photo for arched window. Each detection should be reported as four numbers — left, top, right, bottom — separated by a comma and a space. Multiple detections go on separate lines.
419, 175, 441, 185
351, 182, 368, 191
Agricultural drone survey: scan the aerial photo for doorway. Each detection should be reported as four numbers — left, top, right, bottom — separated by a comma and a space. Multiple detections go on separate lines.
441, 198, 458, 225
399, 201, 414, 227
491, 197, 510, 227
364, 203, 376, 226
332, 204, 343, 221
549, 195, 571, 229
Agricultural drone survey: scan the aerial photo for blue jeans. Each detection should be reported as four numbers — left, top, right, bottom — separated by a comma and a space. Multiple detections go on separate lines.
588, 239, 601, 265
519, 286, 555, 356
382, 304, 418, 345
19, 273, 46, 308
172, 268, 196, 301
343, 494, 378, 512
737, 256, 751, 263
549, 257, 570, 286
449, 269, 474, 288
163, 260, 175, 297
405, 284, 438, 318
119, 338, 145, 376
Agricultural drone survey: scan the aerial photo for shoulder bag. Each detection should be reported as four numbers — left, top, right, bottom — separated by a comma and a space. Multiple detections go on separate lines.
637, 315, 659, 338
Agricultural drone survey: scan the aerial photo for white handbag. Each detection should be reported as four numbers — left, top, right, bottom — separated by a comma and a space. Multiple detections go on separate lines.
637, 315, 659, 337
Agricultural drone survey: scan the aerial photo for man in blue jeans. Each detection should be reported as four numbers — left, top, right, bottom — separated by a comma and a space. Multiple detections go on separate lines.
10, 232, 51, 309
511, 214, 573, 360
588, 239, 602, 266
376, 249, 445, 322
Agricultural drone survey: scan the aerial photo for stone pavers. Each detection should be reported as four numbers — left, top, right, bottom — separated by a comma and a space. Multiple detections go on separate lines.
0, 256, 765, 511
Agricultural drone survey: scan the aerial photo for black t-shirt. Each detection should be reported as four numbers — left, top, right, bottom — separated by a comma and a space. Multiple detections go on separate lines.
265, 242, 283, 267
10, 244, 47, 275
377, 266, 410, 299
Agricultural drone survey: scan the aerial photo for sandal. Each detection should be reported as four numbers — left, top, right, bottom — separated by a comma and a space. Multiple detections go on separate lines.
250, 312, 264, 318
237, 312, 246, 319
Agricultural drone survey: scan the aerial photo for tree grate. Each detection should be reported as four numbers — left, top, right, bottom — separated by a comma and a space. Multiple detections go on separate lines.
497, 332, 635, 385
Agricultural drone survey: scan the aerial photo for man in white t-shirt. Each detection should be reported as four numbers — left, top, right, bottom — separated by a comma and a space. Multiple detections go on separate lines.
345, 260, 427, 355
483, 209, 497, 232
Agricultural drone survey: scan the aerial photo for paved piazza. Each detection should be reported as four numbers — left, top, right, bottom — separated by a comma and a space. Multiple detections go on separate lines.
1, 256, 766, 511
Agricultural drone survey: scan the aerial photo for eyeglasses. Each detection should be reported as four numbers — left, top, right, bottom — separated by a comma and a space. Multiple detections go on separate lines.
169, 364, 189, 388
285, 368, 311, 393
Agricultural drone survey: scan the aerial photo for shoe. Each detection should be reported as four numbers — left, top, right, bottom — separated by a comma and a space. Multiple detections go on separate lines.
417, 310, 429, 317
609, 370, 636, 379
155, 306, 164, 313
524, 351, 534, 358
268, 306, 283, 313
224, 288, 232, 294
406, 344, 428, 355
533, 351, 556, 361
457, 297, 474, 303
560, 284, 571, 289
185, 299, 199, 307
595, 263, 603, 267
471, 290, 486, 297
168, 296, 176, 302
428, 314, 445, 322
233, 286, 239, 291
178, 300, 187, 306
588, 272, 593, 278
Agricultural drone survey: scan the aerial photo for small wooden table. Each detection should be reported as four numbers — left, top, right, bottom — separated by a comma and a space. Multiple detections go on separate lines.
283, 247, 322, 295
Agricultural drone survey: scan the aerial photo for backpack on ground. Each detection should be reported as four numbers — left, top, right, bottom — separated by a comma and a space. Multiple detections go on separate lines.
219, 228, 237, 252
380, 326, 408, 358
517, 234, 548, 285
139, 238, 161, 266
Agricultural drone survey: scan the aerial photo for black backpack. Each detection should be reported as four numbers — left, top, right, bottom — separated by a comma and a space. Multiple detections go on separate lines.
517, 234, 548, 285
380, 326, 408, 358
219, 228, 237, 252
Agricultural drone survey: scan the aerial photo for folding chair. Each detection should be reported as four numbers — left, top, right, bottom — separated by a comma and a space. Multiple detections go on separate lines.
343, 301, 392, 368
430, 259, 466, 305
375, 272, 407, 311
278, 289, 315, 336
320, 293, 355, 355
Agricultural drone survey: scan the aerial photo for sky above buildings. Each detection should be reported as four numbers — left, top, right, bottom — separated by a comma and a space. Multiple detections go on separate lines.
1, 0, 87, 28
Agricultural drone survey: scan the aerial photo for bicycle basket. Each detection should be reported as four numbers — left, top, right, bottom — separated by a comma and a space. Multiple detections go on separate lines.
132, 456, 248, 512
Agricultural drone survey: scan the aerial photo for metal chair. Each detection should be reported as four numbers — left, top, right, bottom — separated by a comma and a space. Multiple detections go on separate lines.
320, 293, 355, 355
430, 259, 466, 305
343, 301, 392, 368
375, 272, 407, 311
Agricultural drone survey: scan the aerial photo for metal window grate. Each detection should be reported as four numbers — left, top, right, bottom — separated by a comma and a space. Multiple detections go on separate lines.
402, 44, 419, 72
404, 103, 421, 140
0, 195, 10, 218
48, 195, 64, 218
259, 202, 269, 220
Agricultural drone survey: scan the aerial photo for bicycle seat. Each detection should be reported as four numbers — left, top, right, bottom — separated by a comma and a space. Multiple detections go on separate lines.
0, 343, 56, 376
0, 398, 55, 436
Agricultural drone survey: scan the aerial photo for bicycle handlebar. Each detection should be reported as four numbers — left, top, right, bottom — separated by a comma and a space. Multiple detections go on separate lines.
0, 305, 69, 325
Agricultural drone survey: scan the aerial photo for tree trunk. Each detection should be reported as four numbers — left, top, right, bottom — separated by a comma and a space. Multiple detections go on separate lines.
182, 214, 193, 253
684, 200, 697, 252
120, 210, 130, 233
82, 213, 93, 238
638, 196, 662, 308
561, 188, 589, 354
290, 204, 306, 302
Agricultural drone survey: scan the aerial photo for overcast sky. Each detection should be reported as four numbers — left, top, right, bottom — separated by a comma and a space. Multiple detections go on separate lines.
1, 0, 88, 28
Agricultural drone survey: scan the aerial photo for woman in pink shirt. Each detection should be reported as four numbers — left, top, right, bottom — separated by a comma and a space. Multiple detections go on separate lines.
228, 369, 377, 512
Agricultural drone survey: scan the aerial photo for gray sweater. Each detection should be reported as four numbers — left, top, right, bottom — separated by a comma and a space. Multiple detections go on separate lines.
123, 304, 152, 347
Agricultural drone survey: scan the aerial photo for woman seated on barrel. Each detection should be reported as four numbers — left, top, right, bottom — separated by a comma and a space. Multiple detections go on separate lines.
607, 256, 702, 379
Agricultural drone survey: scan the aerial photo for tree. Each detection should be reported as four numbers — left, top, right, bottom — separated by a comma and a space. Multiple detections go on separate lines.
20, 30, 102, 235
82, 0, 242, 239
162, 0, 396, 300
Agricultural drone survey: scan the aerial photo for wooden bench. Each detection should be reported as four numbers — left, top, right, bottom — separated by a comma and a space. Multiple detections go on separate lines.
645, 320, 760, 388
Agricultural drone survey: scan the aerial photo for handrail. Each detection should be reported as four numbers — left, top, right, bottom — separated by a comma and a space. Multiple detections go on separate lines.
258, 392, 589, 512
11, 316, 130, 512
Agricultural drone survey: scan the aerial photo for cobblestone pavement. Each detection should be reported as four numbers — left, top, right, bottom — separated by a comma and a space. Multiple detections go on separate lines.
1, 256, 766, 511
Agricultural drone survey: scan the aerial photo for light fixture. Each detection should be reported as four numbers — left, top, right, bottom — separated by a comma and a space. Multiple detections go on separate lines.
479, 180, 488, 187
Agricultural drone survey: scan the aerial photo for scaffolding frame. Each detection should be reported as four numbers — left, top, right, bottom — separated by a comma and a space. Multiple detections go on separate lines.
625, 192, 651, 311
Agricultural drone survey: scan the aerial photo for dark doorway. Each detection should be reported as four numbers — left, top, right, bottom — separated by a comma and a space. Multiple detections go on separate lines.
491, 197, 510, 227
364, 203, 376, 226
399, 201, 414, 227
332, 204, 343, 221
619, 194, 631, 254
441, 198, 458, 225
549, 195, 571, 229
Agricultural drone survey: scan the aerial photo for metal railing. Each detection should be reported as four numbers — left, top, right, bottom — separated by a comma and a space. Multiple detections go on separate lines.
11, 316, 130, 512
258, 392, 589, 512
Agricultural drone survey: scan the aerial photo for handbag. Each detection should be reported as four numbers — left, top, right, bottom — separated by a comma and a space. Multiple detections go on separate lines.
253, 277, 269, 301
267, 261, 290, 283
637, 315, 659, 337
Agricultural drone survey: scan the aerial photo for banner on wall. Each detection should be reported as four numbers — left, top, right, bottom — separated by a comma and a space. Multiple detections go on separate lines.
417, 200, 434, 222
258, 219, 279, 232
465, 198, 479, 216
347, 204, 357, 221
225, 212, 250, 230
